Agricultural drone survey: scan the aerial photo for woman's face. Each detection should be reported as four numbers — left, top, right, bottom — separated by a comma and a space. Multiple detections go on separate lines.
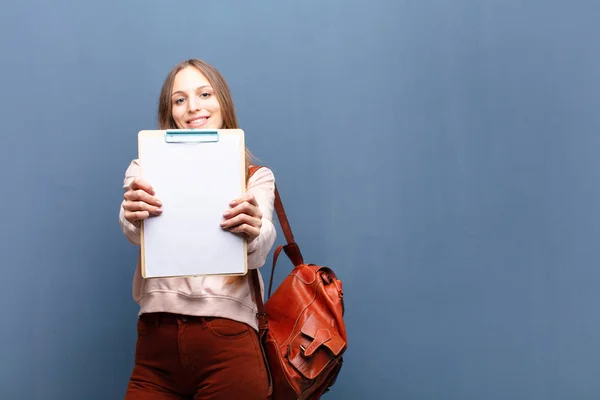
170, 66, 223, 129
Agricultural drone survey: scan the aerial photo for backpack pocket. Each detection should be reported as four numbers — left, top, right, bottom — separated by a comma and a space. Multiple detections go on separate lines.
287, 313, 346, 380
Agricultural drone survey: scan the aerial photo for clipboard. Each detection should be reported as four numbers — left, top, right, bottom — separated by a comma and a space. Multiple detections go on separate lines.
137, 129, 247, 278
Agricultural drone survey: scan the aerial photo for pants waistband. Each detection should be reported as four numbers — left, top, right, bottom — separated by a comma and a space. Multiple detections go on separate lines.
140, 312, 213, 325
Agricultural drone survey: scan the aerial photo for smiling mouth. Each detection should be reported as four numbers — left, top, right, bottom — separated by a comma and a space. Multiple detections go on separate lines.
187, 116, 209, 127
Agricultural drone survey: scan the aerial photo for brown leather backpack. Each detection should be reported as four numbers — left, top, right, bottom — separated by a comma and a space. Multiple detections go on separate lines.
249, 166, 347, 400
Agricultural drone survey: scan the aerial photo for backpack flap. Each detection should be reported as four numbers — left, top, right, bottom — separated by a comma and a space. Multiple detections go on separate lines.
288, 313, 346, 380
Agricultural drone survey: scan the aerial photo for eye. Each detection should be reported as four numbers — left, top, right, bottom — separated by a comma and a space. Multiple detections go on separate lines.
200, 92, 211, 99
174, 97, 185, 105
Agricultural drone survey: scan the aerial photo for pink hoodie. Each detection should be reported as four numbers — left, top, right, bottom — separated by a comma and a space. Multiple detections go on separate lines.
119, 159, 276, 331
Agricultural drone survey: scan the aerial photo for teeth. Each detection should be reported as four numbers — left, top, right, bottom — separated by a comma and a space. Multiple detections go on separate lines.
190, 117, 207, 124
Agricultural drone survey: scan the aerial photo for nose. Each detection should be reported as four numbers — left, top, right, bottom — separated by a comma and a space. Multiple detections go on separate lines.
188, 96, 200, 113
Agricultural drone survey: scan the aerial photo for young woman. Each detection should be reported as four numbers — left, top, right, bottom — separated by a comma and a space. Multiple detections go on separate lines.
119, 59, 275, 399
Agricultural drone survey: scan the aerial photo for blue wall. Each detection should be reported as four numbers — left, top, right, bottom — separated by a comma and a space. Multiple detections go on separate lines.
1, 0, 599, 399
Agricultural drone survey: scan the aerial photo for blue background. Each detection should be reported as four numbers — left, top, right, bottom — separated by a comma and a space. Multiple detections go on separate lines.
1, 0, 599, 399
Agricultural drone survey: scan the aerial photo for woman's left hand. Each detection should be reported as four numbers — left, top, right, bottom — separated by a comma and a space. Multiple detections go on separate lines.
221, 193, 263, 243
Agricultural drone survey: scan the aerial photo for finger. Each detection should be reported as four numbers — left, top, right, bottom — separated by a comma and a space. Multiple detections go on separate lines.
130, 177, 155, 195
228, 223, 260, 239
224, 201, 261, 219
125, 189, 162, 207
124, 210, 150, 223
220, 214, 260, 229
243, 192, 258, 207
230, 192, 258, 207
123, 200, 163, 216
123, 199, 163, 214
220, 214, 261, 230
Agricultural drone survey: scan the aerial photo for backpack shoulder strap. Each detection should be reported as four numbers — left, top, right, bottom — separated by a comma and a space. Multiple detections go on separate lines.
247, 165, 305, 334
248, 165, 303, 265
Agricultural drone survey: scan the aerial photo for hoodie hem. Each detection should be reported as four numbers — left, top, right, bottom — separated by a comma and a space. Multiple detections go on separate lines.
137, 291, 260, 331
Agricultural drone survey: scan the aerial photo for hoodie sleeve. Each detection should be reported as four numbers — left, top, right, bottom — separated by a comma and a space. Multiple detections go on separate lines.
246, 166, 277, 270
119, 159, 142, 245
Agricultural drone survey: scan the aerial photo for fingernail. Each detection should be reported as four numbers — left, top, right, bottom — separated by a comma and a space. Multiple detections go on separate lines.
223, 211, 230, 217
157, 199, 163, 206
220, 220, 226, 226
229, 200, 237, 206
157, 208, 163, 213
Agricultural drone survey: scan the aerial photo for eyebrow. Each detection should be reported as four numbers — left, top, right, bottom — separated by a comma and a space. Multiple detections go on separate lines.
171, 85, 212, 97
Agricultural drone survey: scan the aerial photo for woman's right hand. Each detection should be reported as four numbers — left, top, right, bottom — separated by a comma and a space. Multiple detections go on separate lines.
123, 177, 163, 225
